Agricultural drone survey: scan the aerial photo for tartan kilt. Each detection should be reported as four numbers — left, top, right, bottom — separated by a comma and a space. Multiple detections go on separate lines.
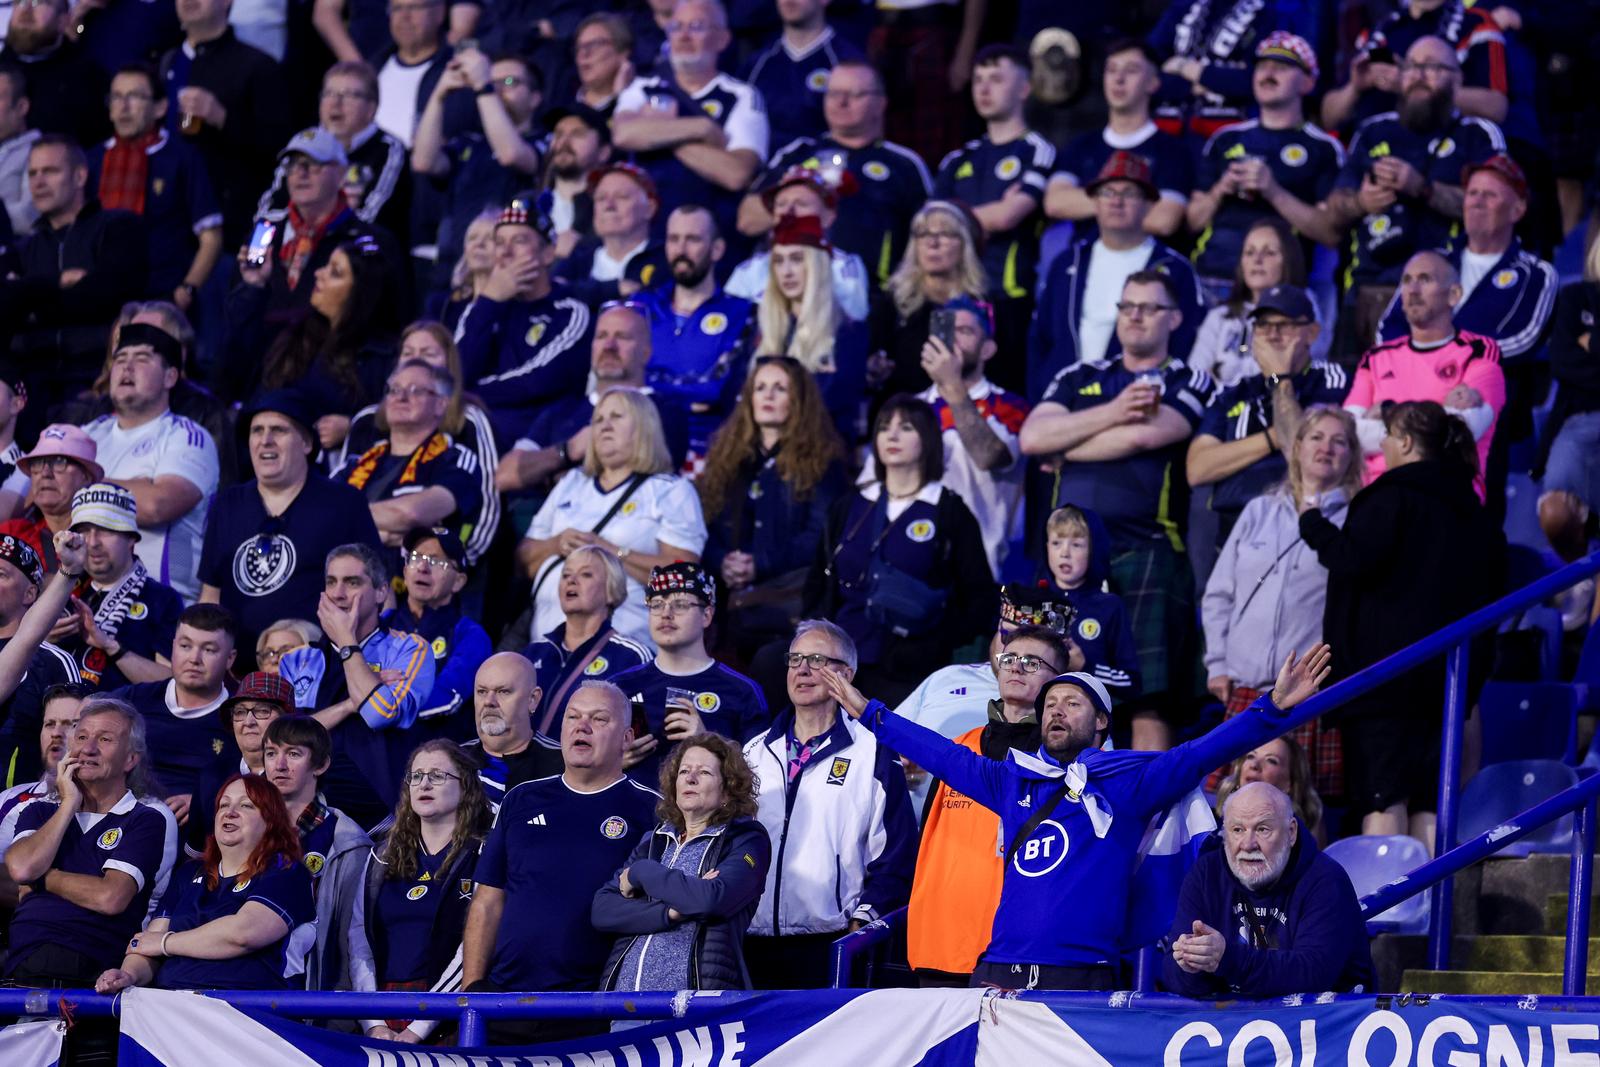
1203, 684, 1345, 801
1107, 541, 1199, 703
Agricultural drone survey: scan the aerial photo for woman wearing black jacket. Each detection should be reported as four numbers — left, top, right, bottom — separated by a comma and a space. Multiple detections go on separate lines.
803, 394, 998, 708
593, 736, 771, 993
1299, 401, 1504, 848
1540, 252, 1600, 525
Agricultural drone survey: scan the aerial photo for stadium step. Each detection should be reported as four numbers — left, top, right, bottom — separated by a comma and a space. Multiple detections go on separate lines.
1544, 893, 1600, 934
1398, 969, 1567, 995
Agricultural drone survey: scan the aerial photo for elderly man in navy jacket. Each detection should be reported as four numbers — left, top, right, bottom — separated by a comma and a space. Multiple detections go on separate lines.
1164, 781, 1374, 997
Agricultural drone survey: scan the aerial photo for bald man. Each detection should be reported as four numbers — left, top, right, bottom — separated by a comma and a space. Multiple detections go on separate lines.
463, 652, 562, 812
1324, 35, 1506, 362
1344, 250, 1507, 484
1164, 781, 1374, 997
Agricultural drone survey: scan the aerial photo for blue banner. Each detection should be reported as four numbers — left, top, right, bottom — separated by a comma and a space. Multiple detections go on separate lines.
115, 986, 1600, 1066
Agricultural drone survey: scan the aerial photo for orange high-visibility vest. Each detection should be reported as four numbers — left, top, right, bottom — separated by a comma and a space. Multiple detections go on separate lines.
906, 726, 1004, 975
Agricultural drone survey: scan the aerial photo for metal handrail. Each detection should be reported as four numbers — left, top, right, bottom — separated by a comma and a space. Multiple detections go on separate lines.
828, 551, 1600, 989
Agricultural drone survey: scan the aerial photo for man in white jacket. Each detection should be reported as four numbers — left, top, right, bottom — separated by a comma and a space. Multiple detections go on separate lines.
743, 619, 915, 988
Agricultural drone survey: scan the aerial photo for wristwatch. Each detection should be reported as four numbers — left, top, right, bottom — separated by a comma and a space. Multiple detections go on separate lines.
475, 83, 495, 97
1264, 374, 1289, 392
337, 644, 361, 662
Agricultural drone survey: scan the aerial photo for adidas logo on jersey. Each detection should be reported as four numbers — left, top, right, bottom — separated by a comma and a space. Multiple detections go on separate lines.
527, 813, 547, 826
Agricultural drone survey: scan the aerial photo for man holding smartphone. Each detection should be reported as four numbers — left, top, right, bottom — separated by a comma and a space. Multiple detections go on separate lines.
613, 562, 768, 785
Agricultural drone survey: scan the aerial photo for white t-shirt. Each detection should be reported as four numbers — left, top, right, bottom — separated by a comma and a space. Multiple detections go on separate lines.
1079, 238, 1155, 366
525, 471, 709, 647
892, 661, 997, 812
616, 71, 770, 161
592, 238, 649, 283
82, 411, 220, 601
1459, 248, 1501, 302
376, 56, 431, 147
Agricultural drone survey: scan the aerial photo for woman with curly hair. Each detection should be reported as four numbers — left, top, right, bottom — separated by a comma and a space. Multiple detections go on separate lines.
352, 740, 489, 1042
755, 214, 869, 440
699, 357, 849, 659
592, 735, 772, 993
95, 774, 312, 993
228, 236, 398, 415
868, 200, 988, 404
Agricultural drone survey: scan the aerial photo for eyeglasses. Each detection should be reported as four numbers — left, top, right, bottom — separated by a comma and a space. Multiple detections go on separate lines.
1116, 301, 1176, 317
107, 91, 153, 105
1094, 187, 1142, 202
785, 652, 847, 670
912, 227, 962, 243
666, 18, 719, 33
407, 550, 456, 571
496, 75, 526, 88
405, 769, 461, 786
575, 37, 618, 56
1253, 318, 1312, 336
996, 652, 1060, 675
28, 456, 82, 473
230, 704, 281, 721
320, 88, 373, 103
285, 157, 333, 176
256, 644, 302, 665
385, 383, 445, 400
387, 1, 440, 12
648, 597, 704, 616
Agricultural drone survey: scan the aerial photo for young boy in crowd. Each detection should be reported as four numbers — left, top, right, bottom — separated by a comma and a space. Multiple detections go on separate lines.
1042, 504, 1141, 698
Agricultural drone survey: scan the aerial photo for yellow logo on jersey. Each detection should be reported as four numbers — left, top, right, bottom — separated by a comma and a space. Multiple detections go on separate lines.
304, 852, 326, 876
621, 501, 638, 516
1492, 269, 1517, 289
524, 322, 546, 347
907, 520, 936, 543
97, 828, 123, 850
955, 161, 974, 180
1227, 401, 1247, 418
695, 691, 721, 713
995, 156, 1021, 181
127, 602, 147, 619
585, 657, 609, 676
1078, 618, 1102, 641
1078, 382, 1103, 397
1224, 142, 1247, 159
431, 636, 449, 657
1368, 141, 1391, 159
862, 161, 889, 181
640, 264, 656, 287
407, 885, 429, 901
1280, 144, 1308, 167
701, 99, 724, 120
806, 69, 828, 92
701, 312, 728, 335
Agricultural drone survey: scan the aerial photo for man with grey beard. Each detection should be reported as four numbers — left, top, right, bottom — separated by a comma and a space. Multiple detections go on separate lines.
1163, 781, 1374, 997
1322, 34, 1505, 364
461, 652, 561, 813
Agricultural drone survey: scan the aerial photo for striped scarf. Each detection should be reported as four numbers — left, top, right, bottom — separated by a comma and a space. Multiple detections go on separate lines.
344, 433, 449, 496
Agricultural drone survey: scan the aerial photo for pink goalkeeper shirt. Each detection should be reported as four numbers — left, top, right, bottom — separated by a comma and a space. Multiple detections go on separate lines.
1346, 331, 1506, 494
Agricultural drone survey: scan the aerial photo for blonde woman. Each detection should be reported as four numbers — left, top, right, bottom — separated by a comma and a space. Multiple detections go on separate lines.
755, 214, 868, 440
869, 199, 988, 403
517, 388, 707, 646
1201, 406, 1363, 802
434, 209, 500, 333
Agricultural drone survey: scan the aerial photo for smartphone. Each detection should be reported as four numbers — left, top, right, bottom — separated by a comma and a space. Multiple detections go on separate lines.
245, 219, 276, 268
455, 37, 478, 54
930, 308, 957, 350
1366, 45, 1394, 66
630, 700, 649, 739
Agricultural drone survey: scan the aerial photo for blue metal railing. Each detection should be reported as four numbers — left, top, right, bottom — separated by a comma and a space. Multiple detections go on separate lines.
830, 550, 1600, 989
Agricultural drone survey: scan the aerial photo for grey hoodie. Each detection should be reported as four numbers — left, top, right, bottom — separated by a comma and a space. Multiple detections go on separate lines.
304, 805, 373, 993
1202, 488, 1349, 689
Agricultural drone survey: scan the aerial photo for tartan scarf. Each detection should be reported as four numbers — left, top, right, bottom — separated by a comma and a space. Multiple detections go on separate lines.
282, 199, 349, 290
344, 433, 449, 496
97, 129, 162, 214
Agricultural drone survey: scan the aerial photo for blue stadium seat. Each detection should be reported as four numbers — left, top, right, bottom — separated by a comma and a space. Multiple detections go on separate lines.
1478, 681, 1579, 765
1458, 760, 1579, 857
1324, 835, 1431, 935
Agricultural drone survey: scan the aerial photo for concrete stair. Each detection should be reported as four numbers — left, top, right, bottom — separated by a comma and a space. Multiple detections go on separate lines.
1378, 853, 1598, 995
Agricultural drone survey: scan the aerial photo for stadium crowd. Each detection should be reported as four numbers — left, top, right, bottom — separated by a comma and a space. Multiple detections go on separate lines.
0, 0, 1598, 1054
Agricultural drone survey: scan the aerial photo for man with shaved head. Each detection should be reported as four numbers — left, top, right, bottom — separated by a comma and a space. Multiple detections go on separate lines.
1343, 249, 1507, 487
1164, 780, 1374, 997
1322, 35, 1506, 364
462, 652, 562, 812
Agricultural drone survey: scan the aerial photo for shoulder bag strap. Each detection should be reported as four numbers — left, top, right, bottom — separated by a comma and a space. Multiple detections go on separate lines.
528, 473, 651, 604
1003, 780, 1074, 867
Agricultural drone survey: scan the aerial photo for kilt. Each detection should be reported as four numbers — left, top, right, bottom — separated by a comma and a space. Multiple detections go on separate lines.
1204, 684, 1345, 802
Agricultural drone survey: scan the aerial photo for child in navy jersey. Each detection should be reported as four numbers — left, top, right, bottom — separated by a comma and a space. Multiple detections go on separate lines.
1042, 505, 1141, 699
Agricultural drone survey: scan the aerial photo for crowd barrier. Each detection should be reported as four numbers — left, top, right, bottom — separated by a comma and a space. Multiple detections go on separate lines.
5, 986, 1600, 1065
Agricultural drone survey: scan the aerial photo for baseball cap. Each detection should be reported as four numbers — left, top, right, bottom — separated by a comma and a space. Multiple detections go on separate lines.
1250, 284, 1316, 321
70, 483, 140, 539
222, 672, 296, 718
543, 102, 611, 143
1255, 31, 1318, 80
1460, 154, 1529, 201
403, 526, 468, 570
278, 126, 348, 167
1084, 150, 1159, 201
648, 561, 716, 607
21, 424, 104, 483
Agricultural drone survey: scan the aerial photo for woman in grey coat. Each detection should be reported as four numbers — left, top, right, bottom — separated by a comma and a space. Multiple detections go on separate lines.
1201, 406, 1362, 801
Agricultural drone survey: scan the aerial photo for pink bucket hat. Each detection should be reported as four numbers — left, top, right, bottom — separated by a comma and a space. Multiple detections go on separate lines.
21, 423, 105, 483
